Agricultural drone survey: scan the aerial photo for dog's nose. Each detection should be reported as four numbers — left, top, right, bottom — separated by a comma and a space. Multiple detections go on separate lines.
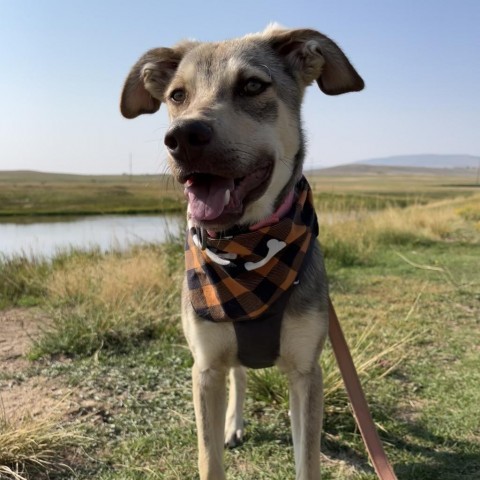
164, 120, 213, 156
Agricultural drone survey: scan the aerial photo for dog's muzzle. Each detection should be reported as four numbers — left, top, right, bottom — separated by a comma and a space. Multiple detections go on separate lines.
165, 119, 273, 227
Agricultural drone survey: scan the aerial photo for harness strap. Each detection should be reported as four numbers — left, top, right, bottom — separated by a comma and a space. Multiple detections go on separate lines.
328, 297, 398, 480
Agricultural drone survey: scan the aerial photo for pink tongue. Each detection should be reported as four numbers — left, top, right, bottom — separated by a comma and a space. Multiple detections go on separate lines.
186, 176, 235, 221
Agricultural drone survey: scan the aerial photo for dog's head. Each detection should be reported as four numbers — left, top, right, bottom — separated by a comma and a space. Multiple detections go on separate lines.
121, 25, 363, 231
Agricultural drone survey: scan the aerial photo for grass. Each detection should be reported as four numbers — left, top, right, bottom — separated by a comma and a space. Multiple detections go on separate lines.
0, 171, 183, 217
0, 177, 479, 479
0, 258, 47, 309
30, 243, 183, 358
0, 402, 89, 480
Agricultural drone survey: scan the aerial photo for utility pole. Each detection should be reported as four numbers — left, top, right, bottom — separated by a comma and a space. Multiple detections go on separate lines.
129, 153, 133, 182
476, 158, 480, 186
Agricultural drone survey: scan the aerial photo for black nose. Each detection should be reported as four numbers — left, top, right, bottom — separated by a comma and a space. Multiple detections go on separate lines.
164, 120, 213, 156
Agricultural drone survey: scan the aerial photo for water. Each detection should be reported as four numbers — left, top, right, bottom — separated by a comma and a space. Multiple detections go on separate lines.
0, 214, 184, 259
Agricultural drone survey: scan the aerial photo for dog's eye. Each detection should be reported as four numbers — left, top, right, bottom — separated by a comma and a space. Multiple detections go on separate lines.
243, 78, 269, 96
170, 89, 186, 103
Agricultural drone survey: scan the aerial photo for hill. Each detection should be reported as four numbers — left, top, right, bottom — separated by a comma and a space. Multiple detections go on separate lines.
354, 154, 479, 170
313, 163, 478, 177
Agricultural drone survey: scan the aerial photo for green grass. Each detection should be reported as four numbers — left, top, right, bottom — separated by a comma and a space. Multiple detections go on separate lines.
0, 181, 479, 479
0, 256, 51, 308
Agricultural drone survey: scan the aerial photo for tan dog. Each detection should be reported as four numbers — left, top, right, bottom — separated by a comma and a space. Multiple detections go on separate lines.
121, 25, 363, 480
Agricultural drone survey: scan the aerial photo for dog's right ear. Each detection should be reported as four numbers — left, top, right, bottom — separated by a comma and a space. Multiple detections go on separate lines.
120, 42, 196, 119
264, 25, 364, 95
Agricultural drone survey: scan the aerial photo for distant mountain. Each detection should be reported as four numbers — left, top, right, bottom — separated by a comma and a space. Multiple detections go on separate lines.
356, 154, 479, 169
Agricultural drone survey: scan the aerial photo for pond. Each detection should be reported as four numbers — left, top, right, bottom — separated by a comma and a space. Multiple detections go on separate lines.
0, 214, 184, 259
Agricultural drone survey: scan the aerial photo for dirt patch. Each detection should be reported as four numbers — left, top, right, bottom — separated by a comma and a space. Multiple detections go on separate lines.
1, 377, 75, 425
0, 308, 47, 374
0, 308, 109, 427
0, 308, 74, 424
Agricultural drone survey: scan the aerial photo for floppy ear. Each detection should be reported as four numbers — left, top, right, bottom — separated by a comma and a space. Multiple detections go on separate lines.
120, 42, 197, 119
265, 26, 364, 95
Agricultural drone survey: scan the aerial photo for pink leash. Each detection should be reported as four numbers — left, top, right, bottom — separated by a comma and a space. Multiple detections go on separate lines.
217, 182, 398, 478
328, 298, 398, 480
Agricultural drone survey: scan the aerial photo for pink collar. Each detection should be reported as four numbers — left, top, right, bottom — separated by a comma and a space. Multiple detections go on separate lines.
248, 189, 296, 231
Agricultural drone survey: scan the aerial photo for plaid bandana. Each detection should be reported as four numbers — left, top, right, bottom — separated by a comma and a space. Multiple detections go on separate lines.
185, 176, 318, 322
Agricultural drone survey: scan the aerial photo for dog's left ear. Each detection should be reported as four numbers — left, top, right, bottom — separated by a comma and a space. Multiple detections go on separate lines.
120, 41, 198, 119
265, 27, 364, 95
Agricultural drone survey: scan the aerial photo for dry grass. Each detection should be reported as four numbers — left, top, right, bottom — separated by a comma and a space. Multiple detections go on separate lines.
47, 247, 180, 308
322, 321, 413, 409
369, 203, 458, 243
318, 194, 479, 266
31, 244, 184, 357
0, 400, 88, 480
248, 318, 412, 414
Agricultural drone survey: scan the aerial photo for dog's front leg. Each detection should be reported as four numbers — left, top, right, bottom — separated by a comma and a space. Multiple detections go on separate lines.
288, 365, 323, 480
192, 363, 228, 480
224, 366, 247, 447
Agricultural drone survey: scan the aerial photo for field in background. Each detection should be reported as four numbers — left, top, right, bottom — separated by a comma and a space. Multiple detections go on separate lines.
308, 165, 479, 211
0, 166, 478, 218
0, 169, 479, 479
0, 171, 183, 217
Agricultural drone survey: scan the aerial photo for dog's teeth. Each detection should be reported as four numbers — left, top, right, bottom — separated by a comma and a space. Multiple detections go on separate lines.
224, 189, 230, 206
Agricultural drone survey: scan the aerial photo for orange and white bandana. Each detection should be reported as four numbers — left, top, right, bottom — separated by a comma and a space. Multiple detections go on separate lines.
185, 176, 318, 322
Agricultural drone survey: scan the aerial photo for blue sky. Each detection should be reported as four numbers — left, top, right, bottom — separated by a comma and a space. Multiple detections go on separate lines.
0, 0, 479, 174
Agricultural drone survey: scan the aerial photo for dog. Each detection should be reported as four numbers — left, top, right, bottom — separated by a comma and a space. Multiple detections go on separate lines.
121, 25, 363, 480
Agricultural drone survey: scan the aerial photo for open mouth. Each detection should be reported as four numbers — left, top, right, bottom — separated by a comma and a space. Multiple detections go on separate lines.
183, 165, 272, 226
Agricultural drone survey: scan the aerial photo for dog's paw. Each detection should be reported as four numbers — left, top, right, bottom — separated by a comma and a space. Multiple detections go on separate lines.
224, 426, 244, 448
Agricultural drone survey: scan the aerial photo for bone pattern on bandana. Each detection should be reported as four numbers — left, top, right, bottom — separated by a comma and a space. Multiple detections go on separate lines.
185, 176, 319, 322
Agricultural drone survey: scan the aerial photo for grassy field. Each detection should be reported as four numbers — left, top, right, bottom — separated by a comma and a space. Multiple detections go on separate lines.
0, 171, 183, 217
0, 170, 479, 479
0, 167, 477, 218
